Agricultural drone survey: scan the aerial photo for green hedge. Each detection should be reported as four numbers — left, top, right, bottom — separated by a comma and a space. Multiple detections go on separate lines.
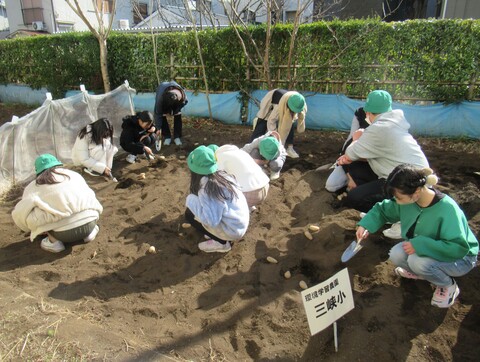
1, 19, 479, 102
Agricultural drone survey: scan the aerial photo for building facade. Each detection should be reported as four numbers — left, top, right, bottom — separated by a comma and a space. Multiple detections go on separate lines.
0, 0, 8, 30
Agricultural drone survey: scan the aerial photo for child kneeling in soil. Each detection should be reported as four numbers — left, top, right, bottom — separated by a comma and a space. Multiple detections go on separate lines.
357, 164, 478, 308
72, 118, 118, 179
185, 146, 250, 253
241, 131, 286, 181
120, 111, 157, 164
12, 154, 103, 253
208, 144, 270, 212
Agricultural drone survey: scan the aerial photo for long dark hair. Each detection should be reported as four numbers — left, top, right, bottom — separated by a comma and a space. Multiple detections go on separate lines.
385, 164, 437, 198
190, 170, 237, 201
36, 167, 70, 185
78, 118, 114, 145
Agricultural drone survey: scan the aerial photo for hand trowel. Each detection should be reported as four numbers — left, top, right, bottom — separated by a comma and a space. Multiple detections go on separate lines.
341, 230, 368, 263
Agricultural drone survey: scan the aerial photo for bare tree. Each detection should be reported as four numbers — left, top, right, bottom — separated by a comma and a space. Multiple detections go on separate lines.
182, 0, 214, 120
65, 0, 117, 92
218, 0, 346, 89
130, 0, 161, 84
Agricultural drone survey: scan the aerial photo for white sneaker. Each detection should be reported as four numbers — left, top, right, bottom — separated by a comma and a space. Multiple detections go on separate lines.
84, 168, 101, 177
383, 222, 402, 239
40, 237, 65, 253
84, 225, 99, 243
163, 138, 171, 146
270, 171, 280, 180
394, 267, 424, 280
126, 154, 137, 164
145, 153, 155, 161
198, 239, 231, 253
431, 280, 460, 308
286, 146, 299, 158
155, 139, 162, 151
174, 137, 182, 146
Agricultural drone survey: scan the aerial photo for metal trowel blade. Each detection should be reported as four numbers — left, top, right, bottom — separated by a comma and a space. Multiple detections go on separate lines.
341, 240, 364, 263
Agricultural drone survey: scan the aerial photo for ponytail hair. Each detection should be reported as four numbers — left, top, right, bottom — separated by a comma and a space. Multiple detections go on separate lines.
385, 164, 438, 198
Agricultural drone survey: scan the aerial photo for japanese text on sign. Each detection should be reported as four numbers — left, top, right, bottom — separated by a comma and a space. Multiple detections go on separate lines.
301, 268, 354, 335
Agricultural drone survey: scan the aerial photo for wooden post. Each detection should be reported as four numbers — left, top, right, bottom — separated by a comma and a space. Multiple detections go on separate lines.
468, 73, 477, 101
170, 53, 175, 80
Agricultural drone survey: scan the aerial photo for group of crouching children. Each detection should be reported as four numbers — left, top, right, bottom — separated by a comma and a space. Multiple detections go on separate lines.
11, 87, 478, 309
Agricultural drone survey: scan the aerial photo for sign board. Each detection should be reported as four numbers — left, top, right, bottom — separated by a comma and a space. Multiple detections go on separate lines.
301, 268, 354, 335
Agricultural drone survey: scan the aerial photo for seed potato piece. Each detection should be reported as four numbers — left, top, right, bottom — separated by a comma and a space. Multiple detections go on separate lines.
266, 256, 278, 264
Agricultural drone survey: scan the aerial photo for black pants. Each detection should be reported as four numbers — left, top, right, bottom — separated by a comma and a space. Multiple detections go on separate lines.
343, 161, 386, 212
184, 208, 227, 244
161, 114, 182, 139
250, 119, 294, 144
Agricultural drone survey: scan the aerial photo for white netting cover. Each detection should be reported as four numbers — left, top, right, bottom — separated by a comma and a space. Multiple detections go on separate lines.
0, 83, 136, 194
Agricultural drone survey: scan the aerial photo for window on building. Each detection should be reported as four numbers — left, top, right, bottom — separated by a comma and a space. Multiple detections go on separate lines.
241, 9, 256, 24
133, 2, 148, 25
96, 0, 114, 13
57, 22, 74, 33
21, 0, 43, 25
196, 0, 212, 12
285, 10, 297, 22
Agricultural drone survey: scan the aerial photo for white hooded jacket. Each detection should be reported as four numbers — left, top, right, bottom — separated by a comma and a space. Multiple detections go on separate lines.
215, 145, 269, 192
345, 109, 429, 178
12, 169, 103, 240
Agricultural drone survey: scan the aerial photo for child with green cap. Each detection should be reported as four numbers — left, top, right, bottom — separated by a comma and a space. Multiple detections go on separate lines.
250, 89, 307, 159
12, 154, 103, 253
242, 131, 287, 180
209, 144, 270, 212
337, 90, 429, 213
185, 146, 250, 253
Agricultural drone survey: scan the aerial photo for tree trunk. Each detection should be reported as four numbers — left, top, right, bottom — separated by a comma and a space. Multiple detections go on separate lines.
98, 37, 111, 93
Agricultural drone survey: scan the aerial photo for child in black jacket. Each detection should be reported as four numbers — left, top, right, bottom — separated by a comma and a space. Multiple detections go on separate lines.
120, 111, 157, 164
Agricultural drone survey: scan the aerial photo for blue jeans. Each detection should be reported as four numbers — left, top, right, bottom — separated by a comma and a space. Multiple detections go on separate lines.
389, 242, 477, 287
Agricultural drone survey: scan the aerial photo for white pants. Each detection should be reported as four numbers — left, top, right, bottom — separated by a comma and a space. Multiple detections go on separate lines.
325, 166, 348, 192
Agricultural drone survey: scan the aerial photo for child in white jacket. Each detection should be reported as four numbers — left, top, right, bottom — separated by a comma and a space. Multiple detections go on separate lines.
209, 144, 269, 211
185, 146, 250, 253
12, 154, 103, 253
72, 118, 118, 179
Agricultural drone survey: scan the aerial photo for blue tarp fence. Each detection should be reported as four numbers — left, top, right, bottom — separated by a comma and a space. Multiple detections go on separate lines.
1, 84, 480, 138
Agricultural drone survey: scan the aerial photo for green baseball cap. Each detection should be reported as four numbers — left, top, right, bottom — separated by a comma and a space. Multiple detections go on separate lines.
259, 137, 280, 160
287, 93, 305, 113
35, 154, 62, 175
207, 144, 219, 153
187, 146, 218, 175
364, 90, 392, 114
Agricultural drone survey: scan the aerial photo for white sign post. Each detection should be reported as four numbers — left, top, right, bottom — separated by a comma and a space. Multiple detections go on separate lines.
301, 268, 354, 351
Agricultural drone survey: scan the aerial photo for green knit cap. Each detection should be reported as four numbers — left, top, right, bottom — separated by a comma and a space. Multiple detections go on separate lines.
364, 90, 392, 114
259, 137, 280, 160
35, 154, 62, 175
187, 146, 218, 175
287, 93, 305, 113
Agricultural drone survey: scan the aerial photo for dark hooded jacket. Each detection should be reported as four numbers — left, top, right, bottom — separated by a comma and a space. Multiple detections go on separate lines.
120, 115, 151, 155
153, 81, 188, 128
